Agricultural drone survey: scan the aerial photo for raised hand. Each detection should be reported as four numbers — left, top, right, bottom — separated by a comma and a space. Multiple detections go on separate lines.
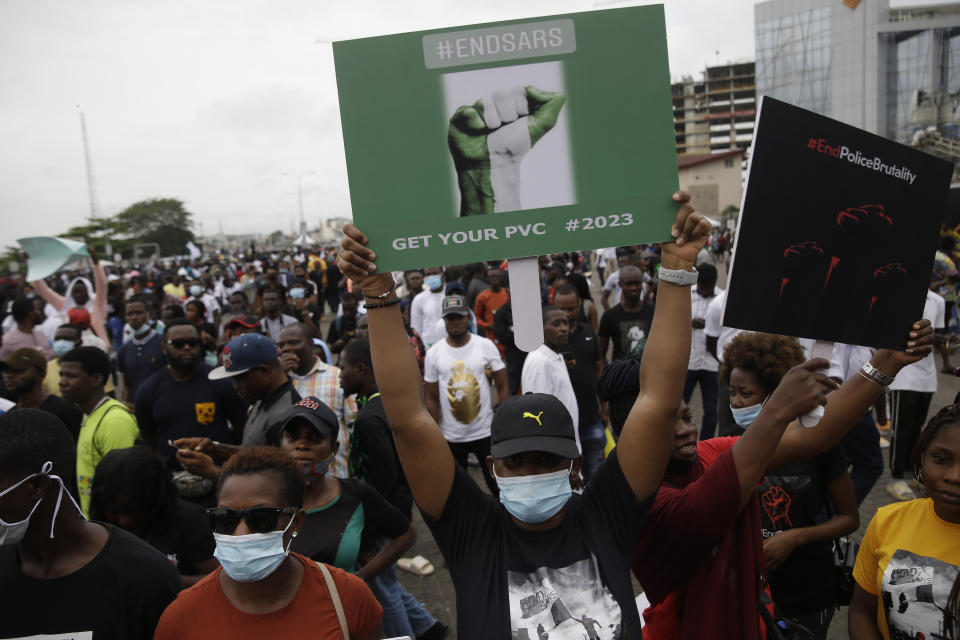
763, 358, 839, 424
448, 86, 566, 215
337, 224, 393, 294
873, 318, 935, 374
660, 191, 712, 270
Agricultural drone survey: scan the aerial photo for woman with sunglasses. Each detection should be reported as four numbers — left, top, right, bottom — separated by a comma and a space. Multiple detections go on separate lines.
154, 445, 384, 639
278, 397, 417, 582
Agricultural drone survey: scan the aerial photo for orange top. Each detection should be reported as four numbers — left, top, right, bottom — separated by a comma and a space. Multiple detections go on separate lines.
153, 553, 382, 639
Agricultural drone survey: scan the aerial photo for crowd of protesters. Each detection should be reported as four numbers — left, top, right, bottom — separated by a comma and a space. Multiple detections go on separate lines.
0, 193, 957, 640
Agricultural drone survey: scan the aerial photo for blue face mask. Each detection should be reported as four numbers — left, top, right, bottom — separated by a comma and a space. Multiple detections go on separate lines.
425, 275, 443, 291
494, 464, 573, 523
289, 288, 305, 300
52, 340, 77, 358
189, 285, 203, 296
213, 514, 296, 582
731, 400, 765, 429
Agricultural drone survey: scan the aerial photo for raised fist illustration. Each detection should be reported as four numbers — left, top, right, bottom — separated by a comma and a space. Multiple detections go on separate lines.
760, 485, 793, 529
448, 85, 566, 216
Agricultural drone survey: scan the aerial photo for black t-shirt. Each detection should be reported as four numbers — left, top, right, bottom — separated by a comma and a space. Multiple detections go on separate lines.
290, 478, 410, 570
327, 315, 357, 345
494, 301, 526, 366
134, 365, 249, 467
598, 303, 655, 361
325, 264, 342, 296
308, 269, 324, 293
759, 445, 846, 615
148, 498, 216, 576
0, 523, 183, 639
424, 449, 651, 639
566, 323, 602, 427
37, 394, 84, 441
116, 332, 166, 399
349, 393, 413, 519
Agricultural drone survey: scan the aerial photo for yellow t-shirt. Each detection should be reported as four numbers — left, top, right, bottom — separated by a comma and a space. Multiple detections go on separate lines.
852, 498, 960, 639
163, 282, 186, 299
76, 398, 139, 516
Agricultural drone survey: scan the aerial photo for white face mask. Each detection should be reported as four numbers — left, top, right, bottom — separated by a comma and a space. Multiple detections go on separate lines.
0, 461, 84, 546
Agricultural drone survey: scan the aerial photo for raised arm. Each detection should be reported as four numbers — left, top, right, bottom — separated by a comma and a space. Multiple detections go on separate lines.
766, 325, 933, 470
337, 226, 456, 520
89, 248, 111, 346
32, 277, 66, 312
616, 192, 711, 501
730, 359, 837, 508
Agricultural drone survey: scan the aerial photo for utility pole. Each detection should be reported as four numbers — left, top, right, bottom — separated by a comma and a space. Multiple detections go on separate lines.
283, 171, 314, 235
77, 108, 101, 220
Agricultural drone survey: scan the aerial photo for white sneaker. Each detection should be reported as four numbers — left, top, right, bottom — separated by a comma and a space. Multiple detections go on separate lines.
886, 480, 916, 501
879, 437, 890, 449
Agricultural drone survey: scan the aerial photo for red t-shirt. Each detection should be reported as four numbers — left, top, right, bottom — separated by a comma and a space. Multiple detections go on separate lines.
154, 553, 382, 639
632, 436, 768, 640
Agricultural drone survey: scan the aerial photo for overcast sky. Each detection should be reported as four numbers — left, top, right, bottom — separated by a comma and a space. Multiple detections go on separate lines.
0, 0, 942, 246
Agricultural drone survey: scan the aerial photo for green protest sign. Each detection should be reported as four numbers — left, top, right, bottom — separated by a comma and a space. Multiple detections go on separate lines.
333, 5, 677, 271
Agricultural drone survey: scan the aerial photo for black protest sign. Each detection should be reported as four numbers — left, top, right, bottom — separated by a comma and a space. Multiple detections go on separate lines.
723, 97, 953, 349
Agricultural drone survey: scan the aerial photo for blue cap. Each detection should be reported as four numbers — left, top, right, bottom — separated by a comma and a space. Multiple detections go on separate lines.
208, 333, 278, 380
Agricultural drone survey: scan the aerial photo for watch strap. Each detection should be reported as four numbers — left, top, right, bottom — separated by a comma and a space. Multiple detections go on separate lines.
657, 265, 699, 286
859, 362, 895, 387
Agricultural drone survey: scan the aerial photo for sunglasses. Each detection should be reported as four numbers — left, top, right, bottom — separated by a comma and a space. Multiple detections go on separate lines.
166, 338, 201, 349
206, 506, 298, 534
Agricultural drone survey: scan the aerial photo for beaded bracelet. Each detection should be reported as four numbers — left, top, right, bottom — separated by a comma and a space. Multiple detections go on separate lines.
364, 297, 402, 310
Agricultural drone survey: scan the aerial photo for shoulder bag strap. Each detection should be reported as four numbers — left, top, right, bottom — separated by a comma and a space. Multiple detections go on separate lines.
91, 404, 127, 460
317, 561, 350, 640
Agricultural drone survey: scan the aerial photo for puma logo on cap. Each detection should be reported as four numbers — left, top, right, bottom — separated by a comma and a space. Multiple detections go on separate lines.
522, 411, 544, 427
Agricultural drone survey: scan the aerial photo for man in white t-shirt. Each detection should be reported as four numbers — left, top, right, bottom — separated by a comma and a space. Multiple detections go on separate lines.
684, 263, 721, 439
424, 294, 509, 495
521, 306, 583, 455
411, 267, 446, 348
886, 288, 945, 501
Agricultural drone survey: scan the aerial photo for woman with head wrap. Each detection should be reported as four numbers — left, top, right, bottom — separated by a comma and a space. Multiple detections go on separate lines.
31, 245, 110, 347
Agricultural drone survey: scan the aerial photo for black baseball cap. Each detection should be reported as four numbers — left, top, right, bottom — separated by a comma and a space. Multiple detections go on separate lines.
442, 294, 469, 317
279, 396, 339, 441
490, 393, 578, 459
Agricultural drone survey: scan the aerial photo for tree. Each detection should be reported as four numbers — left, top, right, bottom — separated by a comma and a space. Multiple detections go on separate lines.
62, 216, 133, 258
115, 198, 196, 256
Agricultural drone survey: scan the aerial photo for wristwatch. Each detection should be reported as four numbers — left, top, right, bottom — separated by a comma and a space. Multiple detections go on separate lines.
657, 265, 699, 286
859, 362, 895, 387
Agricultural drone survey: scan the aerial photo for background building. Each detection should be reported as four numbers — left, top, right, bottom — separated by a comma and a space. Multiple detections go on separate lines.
673, 62, 757, 157
677, 148, 746, 223
754, 0, 960, 180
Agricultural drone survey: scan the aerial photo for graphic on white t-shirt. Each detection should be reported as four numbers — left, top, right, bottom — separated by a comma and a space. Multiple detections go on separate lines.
881, 549, 959, 639
508, 556, 622, 639
447, 360, 481, 424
